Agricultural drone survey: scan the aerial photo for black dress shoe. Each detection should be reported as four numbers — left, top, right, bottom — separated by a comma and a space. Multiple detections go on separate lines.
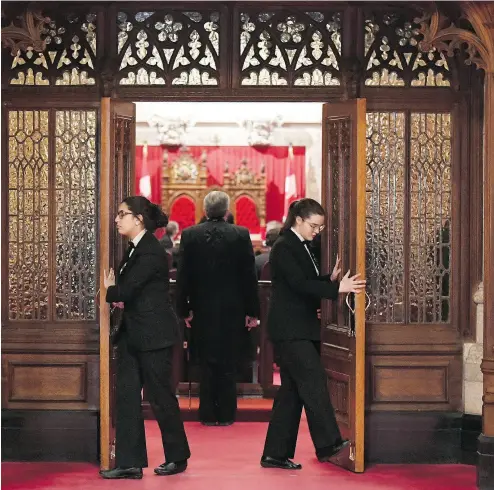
260, 456, 302, 470
200, 421, 218, 426
100, 467, 143, 479
218, 421, 234, 426
154, 460, 188, 476
317, 439, 351, 462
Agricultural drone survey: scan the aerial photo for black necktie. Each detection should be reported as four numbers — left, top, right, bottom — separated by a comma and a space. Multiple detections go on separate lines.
124, 241, 135, 260
120, 242, 135, 272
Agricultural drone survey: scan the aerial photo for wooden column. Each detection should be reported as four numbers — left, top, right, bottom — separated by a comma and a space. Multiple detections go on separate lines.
417, 4, 494, 486
479, 68, 494, 489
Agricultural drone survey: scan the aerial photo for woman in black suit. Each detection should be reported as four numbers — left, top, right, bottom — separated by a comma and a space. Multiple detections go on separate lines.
260, 199, 366, 470
100, 196, 190, 480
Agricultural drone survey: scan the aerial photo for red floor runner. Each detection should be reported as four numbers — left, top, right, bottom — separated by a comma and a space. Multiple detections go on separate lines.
2, 420, 476, 490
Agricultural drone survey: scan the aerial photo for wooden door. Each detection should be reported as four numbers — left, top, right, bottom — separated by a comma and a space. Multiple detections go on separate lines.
320, 99, 367, 472
99, 99, 135, 470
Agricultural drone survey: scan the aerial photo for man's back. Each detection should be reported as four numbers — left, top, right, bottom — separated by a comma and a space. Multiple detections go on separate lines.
176, 220, 259, 319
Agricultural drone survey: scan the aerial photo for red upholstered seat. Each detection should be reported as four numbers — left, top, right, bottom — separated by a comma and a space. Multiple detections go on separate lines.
235, 195, 260, 234
170, 195, 196, 231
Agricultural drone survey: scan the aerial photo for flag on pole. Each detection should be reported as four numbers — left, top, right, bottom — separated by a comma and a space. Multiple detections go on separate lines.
139, 142, 152, 199
283, 144, 297, 221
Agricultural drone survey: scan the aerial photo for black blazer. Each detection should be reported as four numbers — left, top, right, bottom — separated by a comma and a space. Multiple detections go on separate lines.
175, 220, 260, 321
267, 229, 339, 342
106, 231, 179, 351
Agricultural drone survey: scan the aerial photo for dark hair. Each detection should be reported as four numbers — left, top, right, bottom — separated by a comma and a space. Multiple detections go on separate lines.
282, 198, 325, 233
122, 196, 168, 233
265, 226, 281, 247
225, 212, 234, 224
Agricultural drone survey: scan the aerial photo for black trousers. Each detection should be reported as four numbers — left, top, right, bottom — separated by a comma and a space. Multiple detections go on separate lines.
115, 336, 190, 468
262, 340, 342, 459
199, 358, 237, 424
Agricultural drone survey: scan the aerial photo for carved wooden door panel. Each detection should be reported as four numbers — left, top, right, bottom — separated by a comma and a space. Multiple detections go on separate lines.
320, 99, 367, 472
99, 99, 135, 470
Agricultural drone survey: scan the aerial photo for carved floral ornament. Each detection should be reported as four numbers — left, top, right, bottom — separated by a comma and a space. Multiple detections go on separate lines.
242, 116, 283, 147
149, 115, 191, 147
415, 2, 494, 73
1, 9, 50, 55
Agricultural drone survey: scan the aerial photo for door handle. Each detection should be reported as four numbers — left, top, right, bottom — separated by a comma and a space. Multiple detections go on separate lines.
345, 291, 370, 314
345, 293, 355, 315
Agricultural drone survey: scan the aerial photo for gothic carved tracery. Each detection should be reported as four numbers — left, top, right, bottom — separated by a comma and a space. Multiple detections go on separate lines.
415, 2, 494, 73
1, 10, 50, 55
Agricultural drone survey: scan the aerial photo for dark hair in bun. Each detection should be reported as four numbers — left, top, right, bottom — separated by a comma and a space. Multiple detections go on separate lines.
281, 198, 325, 233
123, 196, 168, 233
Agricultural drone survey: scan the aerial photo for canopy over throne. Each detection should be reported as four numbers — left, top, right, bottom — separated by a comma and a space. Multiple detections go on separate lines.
222, 159, 266, 233
162, 149, 266, 233
161, 148, 208, 229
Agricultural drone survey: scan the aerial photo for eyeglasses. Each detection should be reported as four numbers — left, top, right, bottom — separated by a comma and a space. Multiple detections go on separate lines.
304, 220, 325, 232
116, 211, 133, 220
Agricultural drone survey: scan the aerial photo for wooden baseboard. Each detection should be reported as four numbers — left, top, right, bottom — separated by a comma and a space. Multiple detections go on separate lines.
461, 414, 482, 465
365, 411, 475, 464
477, 434, 494, 490
1, 410, 99, 462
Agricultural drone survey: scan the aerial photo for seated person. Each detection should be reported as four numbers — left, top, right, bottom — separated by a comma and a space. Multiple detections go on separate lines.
159, 220, 179, 251
255, 224, 282, 279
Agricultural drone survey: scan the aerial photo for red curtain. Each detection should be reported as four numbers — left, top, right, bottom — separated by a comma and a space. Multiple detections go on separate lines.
135, 145, 305, 231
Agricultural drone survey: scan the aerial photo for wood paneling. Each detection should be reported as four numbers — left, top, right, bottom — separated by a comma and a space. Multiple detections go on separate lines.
2, 354, 98, 410
326, 371, 350, 423
372, 365, 447, 403
9, 364, 86, 402
1, 324, 99, 353
367, 355, 461, 411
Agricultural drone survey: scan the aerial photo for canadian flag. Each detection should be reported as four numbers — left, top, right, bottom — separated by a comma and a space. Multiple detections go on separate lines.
139, 143, 152, 199
283, 144, 297, 220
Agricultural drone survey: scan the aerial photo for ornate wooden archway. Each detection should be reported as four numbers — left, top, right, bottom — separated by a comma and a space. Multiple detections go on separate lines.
1, 2, 493, 486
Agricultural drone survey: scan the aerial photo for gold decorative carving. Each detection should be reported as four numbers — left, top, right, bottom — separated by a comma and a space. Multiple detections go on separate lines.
161, 148, 208, 222
228, 159, 261, 186
223, 159, 266, 229
415, 3, 494, 73
1, 10, 51, 55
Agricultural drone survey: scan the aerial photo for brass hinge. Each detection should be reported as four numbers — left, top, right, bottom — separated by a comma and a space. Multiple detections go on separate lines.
349, 443, 355, 461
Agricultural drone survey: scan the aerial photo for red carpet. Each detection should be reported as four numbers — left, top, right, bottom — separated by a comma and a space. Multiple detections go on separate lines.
2, 421, 476, 490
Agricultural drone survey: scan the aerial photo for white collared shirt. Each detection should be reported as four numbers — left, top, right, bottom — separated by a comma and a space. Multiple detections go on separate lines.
129, 229, 147, 258
120, 230, 147, 273
291, 227, 319, 275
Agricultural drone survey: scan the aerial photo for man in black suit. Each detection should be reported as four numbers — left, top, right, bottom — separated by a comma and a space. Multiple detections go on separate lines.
176, 190, 260, 426
100, 196, 190, 480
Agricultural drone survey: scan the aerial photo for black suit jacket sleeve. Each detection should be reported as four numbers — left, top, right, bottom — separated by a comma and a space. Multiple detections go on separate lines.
106, 252, 158, 304
273, 242, 340, 300
239, 228, 260, 317
318, 274, 339, 289
175, 230, 191, 318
